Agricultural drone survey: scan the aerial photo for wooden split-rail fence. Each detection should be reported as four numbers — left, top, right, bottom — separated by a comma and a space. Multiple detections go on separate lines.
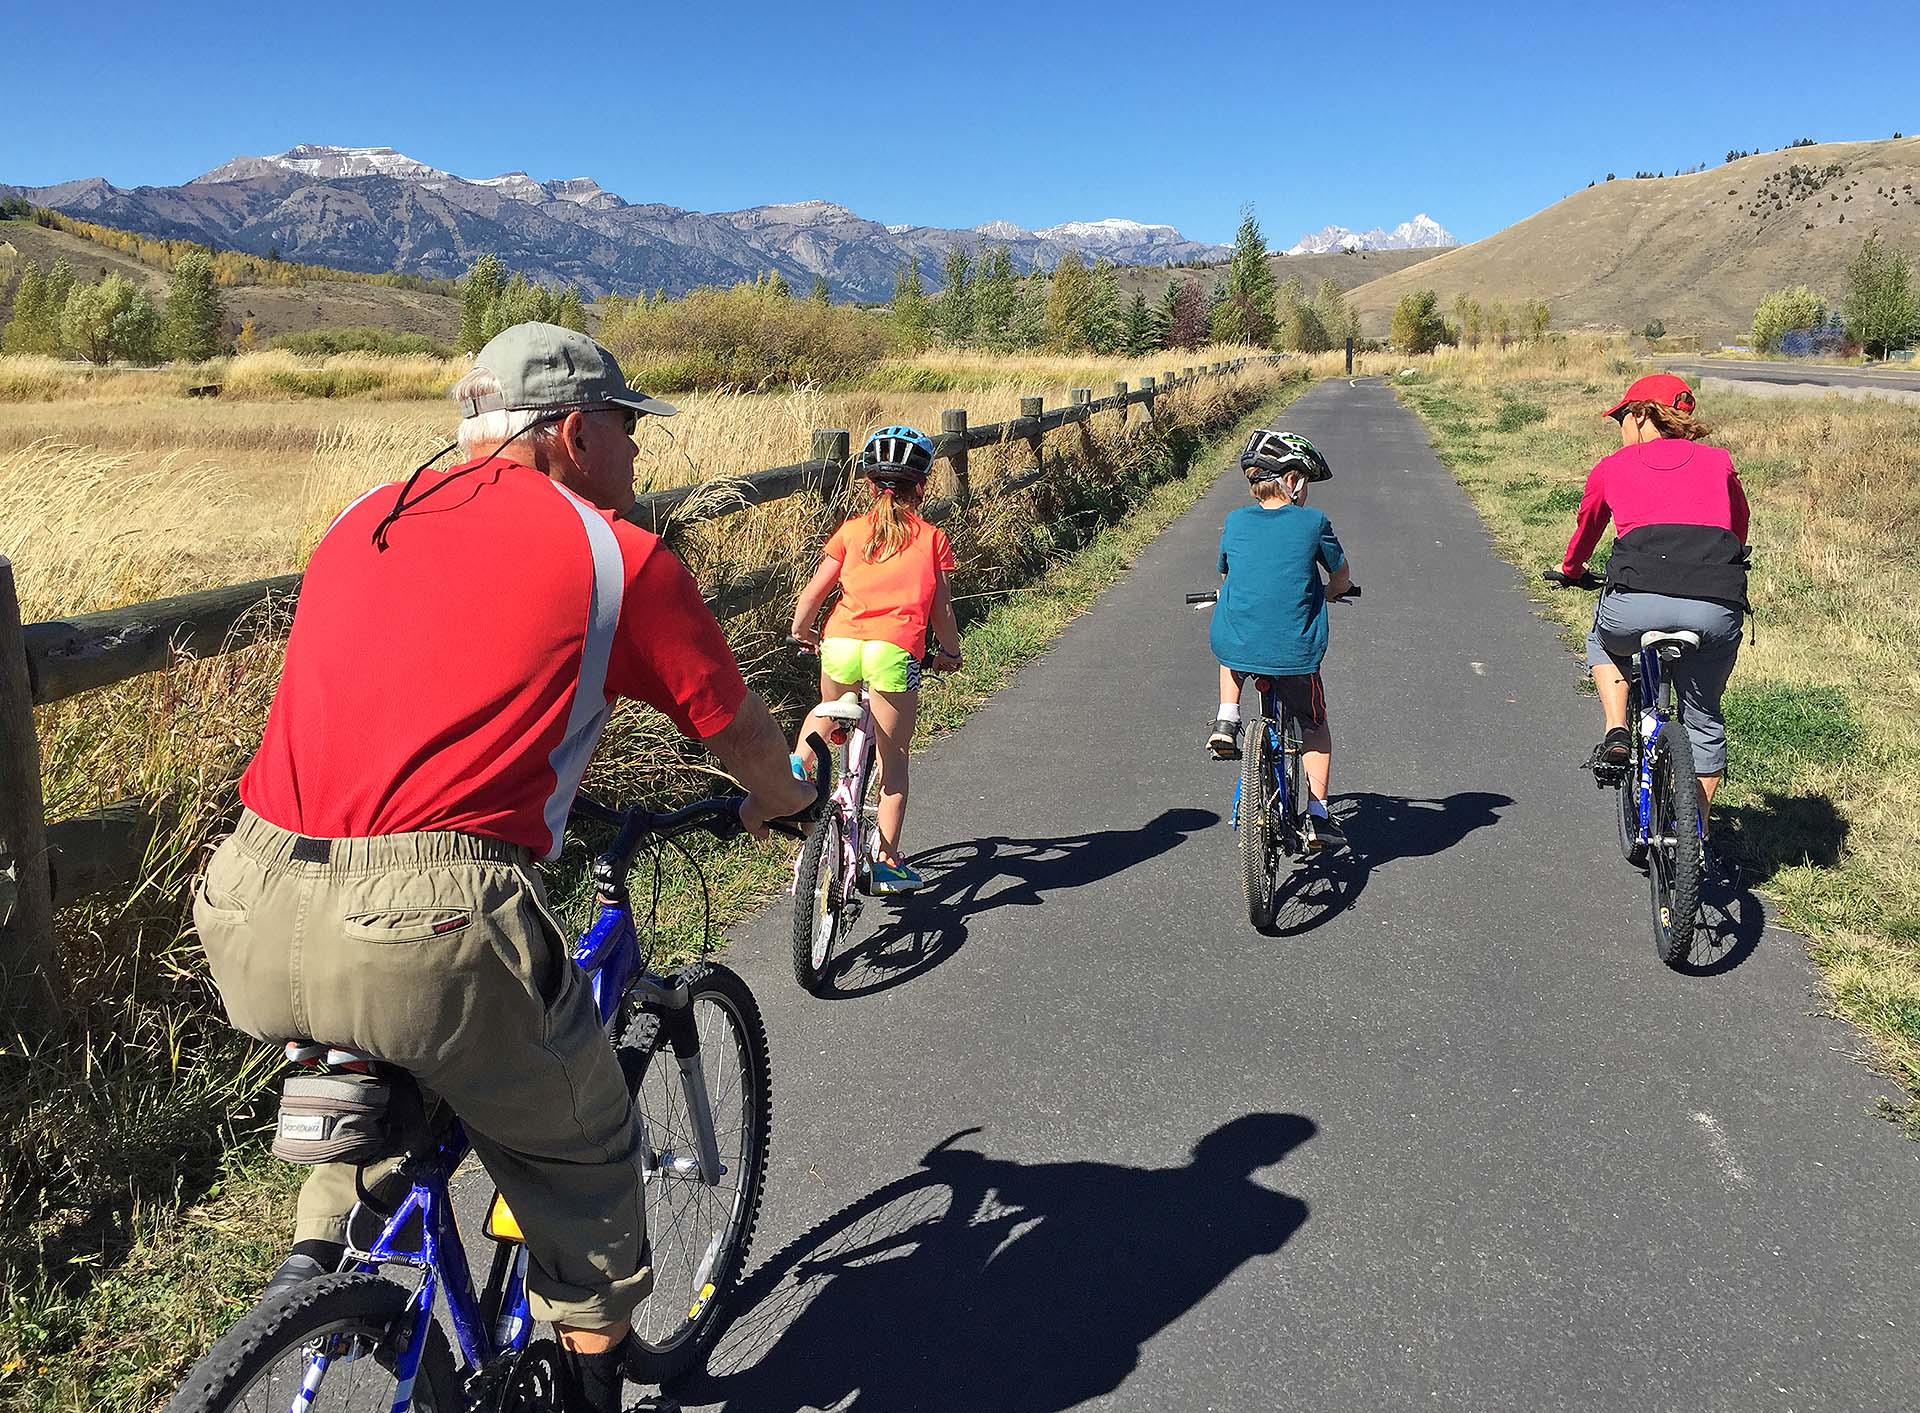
0, 356, 1280, 1025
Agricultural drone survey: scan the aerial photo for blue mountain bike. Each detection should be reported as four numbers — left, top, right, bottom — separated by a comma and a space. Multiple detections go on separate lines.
167, 791, 802, 1412
1546, 569, 1705, 968
1187, 586, 1358, 930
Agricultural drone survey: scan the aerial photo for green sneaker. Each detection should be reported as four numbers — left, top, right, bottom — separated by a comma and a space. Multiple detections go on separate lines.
869, 859, 926, 895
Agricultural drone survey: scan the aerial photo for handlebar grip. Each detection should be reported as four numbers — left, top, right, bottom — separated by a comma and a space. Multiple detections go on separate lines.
1343, 584, 1361, 598
785, 635, 818, 656
1184, 592, 1218, 605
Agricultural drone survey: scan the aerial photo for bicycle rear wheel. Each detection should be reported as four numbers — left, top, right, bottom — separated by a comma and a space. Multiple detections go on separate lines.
1616, 683, 1648, 870
1279, 707, 1307, 855
1649, 720, 1703, 969
619, 962, 772, 1385
791, 808, 847, 992
164, 1273, 458, 1413
1240, 717, 1278, 930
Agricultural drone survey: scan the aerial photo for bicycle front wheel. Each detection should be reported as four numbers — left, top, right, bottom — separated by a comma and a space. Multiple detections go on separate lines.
164, 1273, 458, 1413
1240, 719, 1278, 930
620, 961, 772, 1385
791, 808, 847, 992
1649, 722, 1703, 968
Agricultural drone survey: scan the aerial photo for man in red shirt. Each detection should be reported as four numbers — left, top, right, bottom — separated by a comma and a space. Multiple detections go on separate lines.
194, 322, 814, 1411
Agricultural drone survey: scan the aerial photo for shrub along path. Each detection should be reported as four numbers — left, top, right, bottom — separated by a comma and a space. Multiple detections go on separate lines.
667, 378, 1916, 1411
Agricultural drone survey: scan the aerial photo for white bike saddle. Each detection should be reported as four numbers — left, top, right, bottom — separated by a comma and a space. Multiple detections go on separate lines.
816, 693, 864, 724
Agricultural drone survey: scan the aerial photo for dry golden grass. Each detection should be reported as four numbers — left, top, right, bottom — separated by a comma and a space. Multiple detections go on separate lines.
1396, 337, 1920, 1118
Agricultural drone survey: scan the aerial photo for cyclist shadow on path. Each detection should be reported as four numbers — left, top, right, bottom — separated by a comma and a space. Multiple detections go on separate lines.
1267, 790, 1514, 937
683, 1113, 1317, 1412
817, 807, 1219, 1000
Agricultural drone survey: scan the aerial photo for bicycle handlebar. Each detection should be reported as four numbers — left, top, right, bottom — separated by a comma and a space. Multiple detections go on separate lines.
1541, 568, 1603, 591
1185, 584, 1361, 606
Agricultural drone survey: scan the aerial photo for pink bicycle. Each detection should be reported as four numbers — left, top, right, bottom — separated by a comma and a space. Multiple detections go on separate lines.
786, 642, 883, 993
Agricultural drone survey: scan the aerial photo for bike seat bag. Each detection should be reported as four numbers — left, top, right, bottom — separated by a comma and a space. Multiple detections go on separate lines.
273, 1072, 406, 1165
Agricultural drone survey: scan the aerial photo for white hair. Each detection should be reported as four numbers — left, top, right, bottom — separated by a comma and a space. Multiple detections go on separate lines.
452, 366, 562, 458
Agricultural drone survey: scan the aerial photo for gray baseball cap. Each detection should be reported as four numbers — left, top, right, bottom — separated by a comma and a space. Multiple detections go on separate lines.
463, 321, 677, 419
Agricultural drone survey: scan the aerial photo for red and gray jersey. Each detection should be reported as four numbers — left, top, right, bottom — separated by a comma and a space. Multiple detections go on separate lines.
241, 459, 746, 859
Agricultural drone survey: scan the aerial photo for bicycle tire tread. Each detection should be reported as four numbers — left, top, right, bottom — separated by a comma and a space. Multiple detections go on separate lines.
164, 1272, 456, 1413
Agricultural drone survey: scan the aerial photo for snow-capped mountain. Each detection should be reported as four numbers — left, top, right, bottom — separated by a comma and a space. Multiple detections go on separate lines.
11, 144, 1230, 300
1287, 214, 1457, 255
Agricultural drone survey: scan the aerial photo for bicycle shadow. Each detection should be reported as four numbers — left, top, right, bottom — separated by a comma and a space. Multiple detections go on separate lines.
1263, 790, 1513, 937
1673, 876, 1767, 977
679, 1114, 1317, 1411
815, 808, 1219, 999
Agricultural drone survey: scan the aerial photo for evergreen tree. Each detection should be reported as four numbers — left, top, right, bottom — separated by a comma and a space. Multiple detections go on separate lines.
1046, 250, 1094, 350
552, 286, 588, 332
1121, 291, 1156, 355
1084, 259, 1122, 354
1212, 206, 1278, 345
809, 274, 832, 305
934, 246, 974, 345
891, 261, 933, 349
1154, 279, 1181, 349
973, 245, 1018, 349
1843, 231, 1919, 357
766, 270, 792, 299
162, 250, 226, 361
459, 254, 505, 352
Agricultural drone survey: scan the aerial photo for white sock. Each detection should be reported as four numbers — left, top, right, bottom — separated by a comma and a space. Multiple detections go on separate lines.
1216, 702, 1240, 724
1307, 797, 1330, 819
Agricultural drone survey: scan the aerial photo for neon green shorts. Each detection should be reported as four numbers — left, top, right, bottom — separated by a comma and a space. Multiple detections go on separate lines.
820, 637, 921, 694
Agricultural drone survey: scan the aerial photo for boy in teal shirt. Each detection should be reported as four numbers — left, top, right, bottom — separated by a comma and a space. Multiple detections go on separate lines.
1207, 429, 1353, 851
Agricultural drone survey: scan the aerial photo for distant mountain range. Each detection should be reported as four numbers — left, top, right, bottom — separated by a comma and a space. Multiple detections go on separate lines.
2, 145, 1234, 301
1286, 214, 1457, 255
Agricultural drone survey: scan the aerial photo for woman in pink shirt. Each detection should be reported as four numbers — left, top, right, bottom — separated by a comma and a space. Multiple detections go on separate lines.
1555, 374, 1750, 826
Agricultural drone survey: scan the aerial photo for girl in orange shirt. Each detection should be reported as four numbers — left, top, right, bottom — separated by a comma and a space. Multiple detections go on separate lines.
790, 426, 961, 894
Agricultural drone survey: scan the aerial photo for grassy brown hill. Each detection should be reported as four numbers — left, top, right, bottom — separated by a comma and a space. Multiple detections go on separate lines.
1103, 246, 1441, 302
0, 217, 462, 343
1342, 136, 1920, 341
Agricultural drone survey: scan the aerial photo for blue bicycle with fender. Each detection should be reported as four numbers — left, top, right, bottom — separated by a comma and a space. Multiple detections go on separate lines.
165, 784, 821, 1412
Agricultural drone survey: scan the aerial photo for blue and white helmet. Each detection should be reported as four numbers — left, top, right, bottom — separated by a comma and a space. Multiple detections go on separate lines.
860, 425, 936, 487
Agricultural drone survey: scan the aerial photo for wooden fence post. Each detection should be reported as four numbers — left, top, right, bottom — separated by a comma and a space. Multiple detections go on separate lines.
1112, 380, 1129, 434
1162, 370, 1176, 392
1019, 395, 1044, 470
1070, 388, 1091, 425
1183, 366, 1194, 380
811, 428, 851, 516
0, 556, 60, 1032
941, 408, 970, 510
1345, 337, 1355, 375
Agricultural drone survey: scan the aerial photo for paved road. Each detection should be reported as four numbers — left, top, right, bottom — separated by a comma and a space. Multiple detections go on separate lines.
654, 379, 1917, 1411
1663, 356, 1920, 397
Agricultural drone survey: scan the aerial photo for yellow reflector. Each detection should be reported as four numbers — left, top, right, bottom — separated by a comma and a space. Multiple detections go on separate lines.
688, 1282, 717, 1321
485, 1191, 524, 1243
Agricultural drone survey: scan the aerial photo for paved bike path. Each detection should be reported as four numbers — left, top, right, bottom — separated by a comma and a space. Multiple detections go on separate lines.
679, 378, 1917, 1412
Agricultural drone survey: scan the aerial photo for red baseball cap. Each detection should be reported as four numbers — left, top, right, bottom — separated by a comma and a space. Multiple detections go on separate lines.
1605, 373, 1696, 419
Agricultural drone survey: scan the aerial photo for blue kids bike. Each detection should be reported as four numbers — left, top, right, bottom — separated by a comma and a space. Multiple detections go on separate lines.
1187, 585, 1358, 931
166, 786, 815, 1412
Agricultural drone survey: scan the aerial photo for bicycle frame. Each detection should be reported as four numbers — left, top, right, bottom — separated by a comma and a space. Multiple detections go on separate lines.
792, 688, 878, 904
1230, 683, 1294, 833
325, 834, 732, 1405
1630, 645, 1669, 848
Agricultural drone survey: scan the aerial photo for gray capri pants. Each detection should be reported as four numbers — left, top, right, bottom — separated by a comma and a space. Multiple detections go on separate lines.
1586, 590, 1742, 775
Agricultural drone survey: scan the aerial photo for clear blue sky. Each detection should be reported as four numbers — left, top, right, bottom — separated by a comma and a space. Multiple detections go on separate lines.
4, 0, 1916, 246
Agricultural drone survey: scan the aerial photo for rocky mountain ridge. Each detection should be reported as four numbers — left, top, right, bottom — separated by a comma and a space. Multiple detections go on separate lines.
4, 144, 1233, 301
1286, 214, 1456, 255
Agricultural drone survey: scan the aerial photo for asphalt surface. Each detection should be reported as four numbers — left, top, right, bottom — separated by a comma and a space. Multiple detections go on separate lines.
1663, 356, 1920, 394
470, 377, 1920, 1411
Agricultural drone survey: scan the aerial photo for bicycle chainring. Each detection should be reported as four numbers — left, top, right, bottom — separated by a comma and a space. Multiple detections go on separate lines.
476, 1338, 567, 1413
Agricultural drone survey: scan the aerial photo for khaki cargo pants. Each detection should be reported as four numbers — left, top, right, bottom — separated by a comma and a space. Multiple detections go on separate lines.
194, 809, 652, 1328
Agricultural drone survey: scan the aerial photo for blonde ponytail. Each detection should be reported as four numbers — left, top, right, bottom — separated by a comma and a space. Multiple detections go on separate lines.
861, 482, 924, 561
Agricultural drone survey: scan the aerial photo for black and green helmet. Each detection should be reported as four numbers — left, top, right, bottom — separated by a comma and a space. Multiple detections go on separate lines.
1240, 428, 1331, 482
